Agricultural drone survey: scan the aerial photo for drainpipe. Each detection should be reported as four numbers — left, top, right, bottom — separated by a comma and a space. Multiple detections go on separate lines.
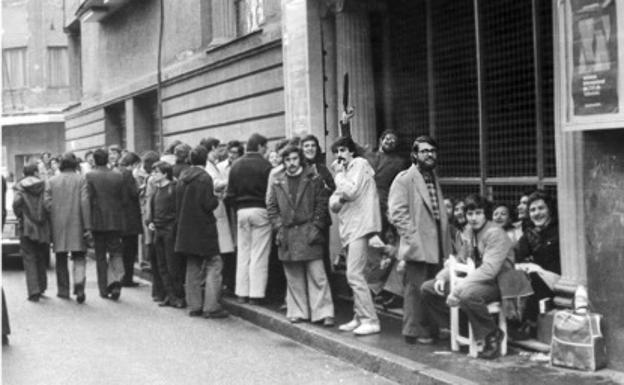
157, 0, 165, 152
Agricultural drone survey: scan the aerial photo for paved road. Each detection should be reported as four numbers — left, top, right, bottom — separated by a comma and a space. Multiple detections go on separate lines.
2, 263, 396, 385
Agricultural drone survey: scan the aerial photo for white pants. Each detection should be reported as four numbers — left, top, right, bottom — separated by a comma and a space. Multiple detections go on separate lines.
235, 208, 272, 298
283, 259, 334, 322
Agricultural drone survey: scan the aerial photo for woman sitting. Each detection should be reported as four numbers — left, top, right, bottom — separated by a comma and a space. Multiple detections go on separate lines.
514, 190, 561, 337
492, 203, 522, 244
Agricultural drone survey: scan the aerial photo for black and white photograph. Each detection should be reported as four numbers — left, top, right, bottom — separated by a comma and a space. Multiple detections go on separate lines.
2, 0, 624, 384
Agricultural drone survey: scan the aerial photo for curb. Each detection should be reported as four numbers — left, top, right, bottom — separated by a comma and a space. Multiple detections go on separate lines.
222, 298, 477, 385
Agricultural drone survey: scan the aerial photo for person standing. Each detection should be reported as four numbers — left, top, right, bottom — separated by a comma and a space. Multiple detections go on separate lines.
329, 136, 382, 335
176, 146, 228, 318
267, 146, 334, 326
86, 148, 126, 300
119, 152, 143, 287
146, 161, 185, 308
388, 135, 451, 345
12, 162, 51, 301
226, 133, 273, 304
202, 138, 235, 292
44, 153, 91, 303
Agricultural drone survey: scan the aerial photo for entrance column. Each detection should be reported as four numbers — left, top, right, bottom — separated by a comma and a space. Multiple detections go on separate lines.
281, 0, 325, 140
335, 1, 377, 149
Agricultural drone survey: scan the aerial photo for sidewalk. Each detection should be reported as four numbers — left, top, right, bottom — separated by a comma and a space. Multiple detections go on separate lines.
135, 268, 624, 385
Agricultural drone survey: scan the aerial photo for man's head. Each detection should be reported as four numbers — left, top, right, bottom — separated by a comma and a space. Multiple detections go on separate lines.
200, 137, 221, 163
93, 148, 109, 167
59, 152, 79, 172
463, 194, 492, 232
411, 135, 438, 171
141, 150, 160, 174
189, 145, 208, 166
108, 145, 122, 165
164, 140, 183, 155
331, 136, 359, 166
174, 143, 192, 165
50, 156, 60, 171
246, 133, 268, 155
119, 152, 141, 168
85, 151, 95, 167
227, 140, 244, 162
151, 161, 173, 182
379, 130, 399, 153
23, 161, 40, 178
301, 134, 321, 163
281, 146, 303, 175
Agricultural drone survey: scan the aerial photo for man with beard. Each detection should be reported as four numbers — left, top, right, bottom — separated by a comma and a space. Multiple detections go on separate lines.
267, 146, 334, 326
388, 136, 451, 345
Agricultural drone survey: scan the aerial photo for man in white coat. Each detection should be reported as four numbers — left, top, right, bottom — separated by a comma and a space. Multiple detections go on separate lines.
329, 136, 382, 336
388, 135, 451, 345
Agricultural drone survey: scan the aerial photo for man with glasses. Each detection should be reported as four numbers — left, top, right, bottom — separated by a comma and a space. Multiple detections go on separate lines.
388, 135, 451, 345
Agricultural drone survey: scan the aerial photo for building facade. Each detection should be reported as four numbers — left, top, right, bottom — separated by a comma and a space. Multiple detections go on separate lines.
2, 0, 71, 179
63, 0, 624, 370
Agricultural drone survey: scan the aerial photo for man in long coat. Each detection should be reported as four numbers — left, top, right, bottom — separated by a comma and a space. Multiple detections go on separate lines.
267, 146, 334, 325
45, 153, 91, 303
119, 152, 143, 287
175, 145, 227, 318
86, 148, 126, 300
388, 136, 451, 345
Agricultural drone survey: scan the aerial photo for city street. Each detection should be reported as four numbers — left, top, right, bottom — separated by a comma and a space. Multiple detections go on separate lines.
1, 262, 395, 385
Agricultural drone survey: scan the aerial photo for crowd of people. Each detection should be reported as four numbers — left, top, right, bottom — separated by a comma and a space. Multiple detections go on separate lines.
9, 121, 562, 359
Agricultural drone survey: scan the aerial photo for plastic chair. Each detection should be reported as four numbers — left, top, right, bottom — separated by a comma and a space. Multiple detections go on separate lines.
448, 255, 507, 358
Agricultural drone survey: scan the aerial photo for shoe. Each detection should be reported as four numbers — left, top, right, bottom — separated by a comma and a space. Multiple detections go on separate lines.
353, 321, 381, 336
172, 299, 186, 309
204, 309, 229, 319
76, 292, 86, 304
478, 328, 504, 360
28, 294, 40, 302
338, 319, 360, 332
404, 336, 417, 345
416, 336, 434, 345
235, 296, 248, 304
158, 298, 171, 307
323, 317, 335, 327
189, 309, 203, 317
288, 317, 305, 324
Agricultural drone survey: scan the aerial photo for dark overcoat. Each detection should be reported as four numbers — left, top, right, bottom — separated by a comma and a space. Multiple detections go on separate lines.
85, 166, 125, 232
267, 167, 329, 262
45, 171, 91, 252
119, 166, 143, 235
175, 166, 219, 257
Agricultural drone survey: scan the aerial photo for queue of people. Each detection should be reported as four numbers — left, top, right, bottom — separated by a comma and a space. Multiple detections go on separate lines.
10, 125, 561, 360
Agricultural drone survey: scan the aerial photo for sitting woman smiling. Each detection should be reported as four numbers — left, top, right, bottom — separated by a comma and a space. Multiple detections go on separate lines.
514, 190, 561, 336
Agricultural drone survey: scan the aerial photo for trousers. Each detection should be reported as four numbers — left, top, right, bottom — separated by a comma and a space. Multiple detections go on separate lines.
235, 208, 272, 298
55, 251, 86, 297
21, 237, 48, 297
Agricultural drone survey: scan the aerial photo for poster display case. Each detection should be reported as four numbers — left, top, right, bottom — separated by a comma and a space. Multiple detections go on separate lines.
560, 0, 624, 131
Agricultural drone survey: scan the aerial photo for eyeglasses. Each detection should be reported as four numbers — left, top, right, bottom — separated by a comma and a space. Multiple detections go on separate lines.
418, 149, 437, 155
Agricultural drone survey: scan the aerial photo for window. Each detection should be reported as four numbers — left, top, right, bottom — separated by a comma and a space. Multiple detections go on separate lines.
235, 0, 264, 36
2, 48, 27, 89
47, 47, 69, 87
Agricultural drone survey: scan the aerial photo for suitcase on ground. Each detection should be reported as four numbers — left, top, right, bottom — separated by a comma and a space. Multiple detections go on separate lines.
550, 310, 607, 371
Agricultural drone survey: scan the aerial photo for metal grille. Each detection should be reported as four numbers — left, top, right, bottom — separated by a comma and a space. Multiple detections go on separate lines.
481, 0, 536, 177
387, 0, 429, 153
490, 185, 538, 217
440, 184, 481, 203
431, 0, 480, 178
541, 0, 556, 178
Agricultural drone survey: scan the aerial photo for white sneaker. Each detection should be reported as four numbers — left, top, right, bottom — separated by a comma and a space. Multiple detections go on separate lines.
353, 320, 381, 336
338, 319, 360, 332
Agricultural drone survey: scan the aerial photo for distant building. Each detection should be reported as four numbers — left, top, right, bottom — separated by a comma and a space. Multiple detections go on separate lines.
63, 0, 624, 371
2, 0, 71, 180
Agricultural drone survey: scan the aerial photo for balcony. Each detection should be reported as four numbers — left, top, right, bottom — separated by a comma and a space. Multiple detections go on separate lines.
75, 0, 135, 23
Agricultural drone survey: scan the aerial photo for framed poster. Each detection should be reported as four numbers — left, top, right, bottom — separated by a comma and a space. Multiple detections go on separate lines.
561, 0, 624, 131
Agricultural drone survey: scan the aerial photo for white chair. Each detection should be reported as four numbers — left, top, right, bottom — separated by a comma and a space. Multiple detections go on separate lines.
448, 255, 507, 358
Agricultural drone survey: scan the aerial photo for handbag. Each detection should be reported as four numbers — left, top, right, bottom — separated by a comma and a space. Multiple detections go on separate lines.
550, 310, 607, 371
497, 264, 533, 322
